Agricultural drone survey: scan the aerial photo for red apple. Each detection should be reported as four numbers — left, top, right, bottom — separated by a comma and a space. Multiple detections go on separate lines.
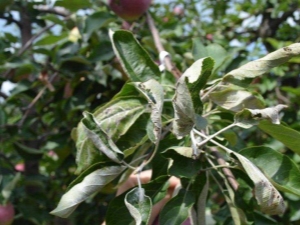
108, 0, 152, 21
0, 203, 15, 225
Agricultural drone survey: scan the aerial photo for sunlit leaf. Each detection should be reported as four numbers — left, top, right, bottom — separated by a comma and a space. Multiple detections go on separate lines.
209, 84, 265, 112
110, 30, 160, 82
224, 43, 300, 82
258, 121, 300, 155
234, 104, 287, 128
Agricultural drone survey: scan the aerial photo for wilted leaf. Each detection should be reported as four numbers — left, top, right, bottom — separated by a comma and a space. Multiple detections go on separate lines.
110, 30, 160, 82
234, 104, 287, 128
159, 190, 194, 225
93, 97, 147, 140
209, 85, 265, 112
172, 57, 214, 138
82, 112, 123, 163
133, 79, 164, 143
240, 146, 300, 197
232, 152, 286, 215
50, 163, 126, 218
258, 121, 300, 155
124, 187, 152, 225
224, 43, 300, 82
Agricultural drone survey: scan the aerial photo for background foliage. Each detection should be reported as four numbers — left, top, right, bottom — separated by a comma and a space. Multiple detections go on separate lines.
1, 0, 300, 224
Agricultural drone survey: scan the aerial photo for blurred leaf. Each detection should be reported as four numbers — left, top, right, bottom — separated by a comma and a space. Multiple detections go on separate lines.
232, 152, 286, 215
258, 121, 300, 155
34, 33, 68, 46
54, 0, 92, 12
50, 163, 125, 218
193, 38, 228, 73
159, 189, 194, 225
84, 11, 115, 39
110, 30, 160, 82
2, 172, 21, 200
224, 43, 300, 82
240, 146, 300, 196
124, 187, 152, 225
14, 142, 43, 160
172, 57, 214, 138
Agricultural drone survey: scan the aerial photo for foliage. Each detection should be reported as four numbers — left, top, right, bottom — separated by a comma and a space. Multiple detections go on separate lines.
1, 0, 300, 224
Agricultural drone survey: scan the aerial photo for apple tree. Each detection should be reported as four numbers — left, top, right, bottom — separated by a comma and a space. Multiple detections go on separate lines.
1, 0, 300, 224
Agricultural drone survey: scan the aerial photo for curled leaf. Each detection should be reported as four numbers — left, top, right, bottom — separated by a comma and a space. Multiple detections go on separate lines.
224, 43, 300, 82
235, 104, 287, 128
172, 57, 214, 138
124, 187, 152, 225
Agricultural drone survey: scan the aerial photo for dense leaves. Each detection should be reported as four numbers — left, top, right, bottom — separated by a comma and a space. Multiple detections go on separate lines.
1, 0, 300, 224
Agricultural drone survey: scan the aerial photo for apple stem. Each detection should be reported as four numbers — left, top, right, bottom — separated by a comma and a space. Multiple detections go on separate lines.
146, 12, 181, 79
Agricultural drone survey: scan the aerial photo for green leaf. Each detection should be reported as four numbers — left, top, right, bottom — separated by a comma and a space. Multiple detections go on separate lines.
34, 33, 68, 46
240, 146, 300, 197
82, 112, 124, 163
124, 187, 152, 225
50, 163, 125, 218
14, 142, 43, 160
209, 84, 265, 112
223, 43, 300, 82
258, 121, 300, 155
84, 12, 115, 39
110, 30, 160, 82
172, 57, 214, 138
162, 147, 201, 178
192, 38, 228, 73
133, 79, 164, 143
54, 0, 92, 12
231, 152, 286, 215
159, 189, 194, 225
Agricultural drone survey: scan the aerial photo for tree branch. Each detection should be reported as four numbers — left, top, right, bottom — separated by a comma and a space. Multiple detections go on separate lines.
210, 147, 239, 191
146, 12, 181, 79
0, 14, 22, 28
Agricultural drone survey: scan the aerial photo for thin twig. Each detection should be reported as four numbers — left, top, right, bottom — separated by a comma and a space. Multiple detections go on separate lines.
146, 12, 181, 79
18, 73, 58, 127
0, 15, 22, 28
0, 91, 8, 99
210, 147, 239, 191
